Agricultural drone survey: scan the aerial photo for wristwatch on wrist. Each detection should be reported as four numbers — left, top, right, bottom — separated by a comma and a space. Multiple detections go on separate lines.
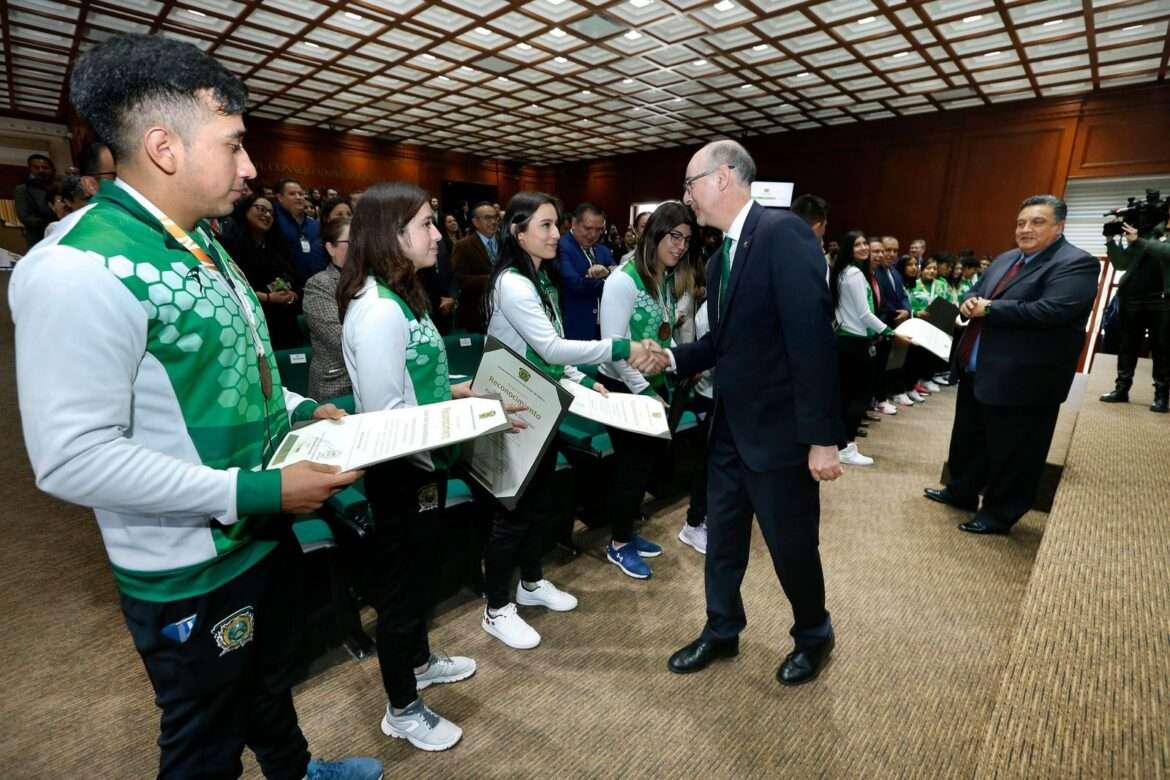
984, 300, 992, 315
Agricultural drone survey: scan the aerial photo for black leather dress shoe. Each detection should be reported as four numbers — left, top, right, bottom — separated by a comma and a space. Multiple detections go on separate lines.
855, 428, 868, 438
777, 636, 834, 686
923, 487, 978, 511
958, 517, 1010, 535
668, 637, 738, 674
1099, 388, 1129, 403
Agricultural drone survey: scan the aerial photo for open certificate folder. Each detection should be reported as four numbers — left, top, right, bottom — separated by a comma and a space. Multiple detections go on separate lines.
894, 317, 954, 362
462, 338, 573, 510
266, 397, 511, 471
559, 379, 672, 439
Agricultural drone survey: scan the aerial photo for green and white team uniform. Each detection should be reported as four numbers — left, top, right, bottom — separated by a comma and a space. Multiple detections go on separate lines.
341, 276, 453, 470
909, 278, 934, 316
10, 180, 317, 602
599, 260, 672, 396
487, 267, 630, 384
931, 278, 954, 306
834, 264, 891, 339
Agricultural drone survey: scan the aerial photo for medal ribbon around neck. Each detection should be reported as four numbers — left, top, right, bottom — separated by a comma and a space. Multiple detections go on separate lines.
156, 212, 273, 400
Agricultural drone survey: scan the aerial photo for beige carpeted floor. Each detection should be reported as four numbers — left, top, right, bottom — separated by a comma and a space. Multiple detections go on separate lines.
0, 273, 1050, 779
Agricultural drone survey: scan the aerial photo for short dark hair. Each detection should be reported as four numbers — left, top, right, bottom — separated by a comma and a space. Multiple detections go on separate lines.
471, 200, 495, 218
790, 194, 828, 226
69, 34, 248, 162
1021, 194, 1067, 221
573, 202, 604, 221
960, 254, 981, 269
78, 142, 111, 177
27, 153, 52, 167
275, 178, 301, 196
61, 175, 87, 203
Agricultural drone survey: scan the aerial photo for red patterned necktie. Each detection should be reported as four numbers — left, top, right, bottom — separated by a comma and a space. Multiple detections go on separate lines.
956, 254, 1024, 368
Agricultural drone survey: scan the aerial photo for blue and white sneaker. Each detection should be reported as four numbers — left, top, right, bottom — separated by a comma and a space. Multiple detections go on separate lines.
307, 756, 384, 780
607, 541, 651, 579
630, 533, 663, 558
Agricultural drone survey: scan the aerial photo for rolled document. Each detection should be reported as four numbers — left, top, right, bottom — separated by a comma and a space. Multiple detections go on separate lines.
267, 397, 510, 471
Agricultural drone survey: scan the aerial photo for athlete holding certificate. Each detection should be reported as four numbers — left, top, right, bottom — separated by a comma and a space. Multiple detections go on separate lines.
339, 182, 479, 752
597, 201, 699, 579
480, 191, 660, 650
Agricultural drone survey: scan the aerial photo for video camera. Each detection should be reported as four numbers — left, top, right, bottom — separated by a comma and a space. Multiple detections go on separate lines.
1103, 189, 1169, 238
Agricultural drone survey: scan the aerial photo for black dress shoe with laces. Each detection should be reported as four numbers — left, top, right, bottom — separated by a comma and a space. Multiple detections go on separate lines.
923, 487, 979, 512
958, 517, 1010, 535
1099, 387, 1130, 403
777, 636, 834, 686
668, 637, 739, 674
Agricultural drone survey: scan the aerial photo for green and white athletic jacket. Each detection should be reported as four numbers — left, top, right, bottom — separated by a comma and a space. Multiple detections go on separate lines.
342, 276, 453, 470
598, 261, 672, 395
10, 179, 317, 602
487, 267, 629, 385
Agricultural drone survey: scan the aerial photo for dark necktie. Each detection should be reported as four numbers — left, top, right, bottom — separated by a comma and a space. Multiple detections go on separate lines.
584, 246, 596, 264
718, 236, 732, 314
956, 254, 1025, 368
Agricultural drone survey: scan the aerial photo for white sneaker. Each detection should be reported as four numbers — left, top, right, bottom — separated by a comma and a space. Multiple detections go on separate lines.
838, 442, 875, 466
414, 652, 476, 690
516, 579, 578, 612
678, 523, 708, 554
878, 400, 898, 415
907, 390, 925, 403
922, 380, 941, 393
381, 698, 462, 752
481, 603, 541, 649
893, 393, 914, 407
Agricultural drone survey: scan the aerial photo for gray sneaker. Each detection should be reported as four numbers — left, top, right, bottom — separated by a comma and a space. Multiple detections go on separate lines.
380, 698, 462, 752
415, 652, 476, 690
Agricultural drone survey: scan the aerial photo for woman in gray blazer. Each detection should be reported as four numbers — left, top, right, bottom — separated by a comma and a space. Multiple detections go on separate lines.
303, 218, 353, 400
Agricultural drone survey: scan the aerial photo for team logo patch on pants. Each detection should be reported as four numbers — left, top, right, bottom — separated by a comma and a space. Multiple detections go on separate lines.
211, 606, 255, 656
418, 483, 440, 512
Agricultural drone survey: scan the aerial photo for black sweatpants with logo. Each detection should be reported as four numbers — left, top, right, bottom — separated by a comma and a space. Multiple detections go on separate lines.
119, 536, 310, 780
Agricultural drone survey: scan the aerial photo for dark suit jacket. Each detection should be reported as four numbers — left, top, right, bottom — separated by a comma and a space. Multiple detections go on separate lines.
451, 232, 493, 332
556, 232, 615, 340
673, 202, 843, 471
956, 236, 1099, 407
874, 264, 909, 325
421, 240, 459, 334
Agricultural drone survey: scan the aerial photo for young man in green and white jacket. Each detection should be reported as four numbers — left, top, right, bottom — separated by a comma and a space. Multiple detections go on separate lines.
10, 34, 377, 780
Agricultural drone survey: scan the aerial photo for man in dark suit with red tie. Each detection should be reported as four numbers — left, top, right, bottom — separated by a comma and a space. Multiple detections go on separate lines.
659, 140, 845, 686
925, 195, 1100, 534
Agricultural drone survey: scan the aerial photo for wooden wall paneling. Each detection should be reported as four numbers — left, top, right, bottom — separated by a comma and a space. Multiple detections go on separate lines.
1067, 98, 1170, 179
941, 123, 1074, 256
873, 141, 955, 250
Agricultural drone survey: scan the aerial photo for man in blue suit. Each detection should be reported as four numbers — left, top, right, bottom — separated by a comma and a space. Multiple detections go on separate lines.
556, 202, 615, 339
656, 140, 845, 686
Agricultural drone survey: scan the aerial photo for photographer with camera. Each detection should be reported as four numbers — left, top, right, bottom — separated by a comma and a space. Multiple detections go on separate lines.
1100, 190, 1170, 413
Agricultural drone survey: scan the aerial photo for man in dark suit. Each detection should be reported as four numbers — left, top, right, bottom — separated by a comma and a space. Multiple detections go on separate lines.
925, 195, 1099, 534
421, 237, 459, 335
450, 201, 500, 332
556, 202, 615, 339
13, 153, 57, 249
656, 140, 844, 686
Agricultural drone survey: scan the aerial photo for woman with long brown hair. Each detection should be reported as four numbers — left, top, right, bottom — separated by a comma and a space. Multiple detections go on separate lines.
337, 181, 475, 752
596, 201, 697, 579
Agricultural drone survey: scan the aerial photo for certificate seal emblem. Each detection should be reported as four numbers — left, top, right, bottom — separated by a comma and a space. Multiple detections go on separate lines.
211, 606, 255, 656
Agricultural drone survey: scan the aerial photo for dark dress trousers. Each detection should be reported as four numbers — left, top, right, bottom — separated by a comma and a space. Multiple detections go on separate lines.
672, 202, 843, 648
451, 233, 493, 332
946, 236, 1099, 528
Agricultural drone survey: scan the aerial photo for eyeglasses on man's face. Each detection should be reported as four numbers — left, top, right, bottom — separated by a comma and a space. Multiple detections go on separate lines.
683, 164, 735, 193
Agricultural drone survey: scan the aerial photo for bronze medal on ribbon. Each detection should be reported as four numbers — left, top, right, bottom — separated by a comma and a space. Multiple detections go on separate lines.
658, 321, 671, 341
258, 359, 273, 400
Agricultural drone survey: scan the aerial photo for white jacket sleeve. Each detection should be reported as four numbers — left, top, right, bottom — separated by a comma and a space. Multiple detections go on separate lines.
10, 247, 244, 522
599, 271, 649, 394
839, 267, 888, 335
497, 271, 615, 368
345, 298, 410, 412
